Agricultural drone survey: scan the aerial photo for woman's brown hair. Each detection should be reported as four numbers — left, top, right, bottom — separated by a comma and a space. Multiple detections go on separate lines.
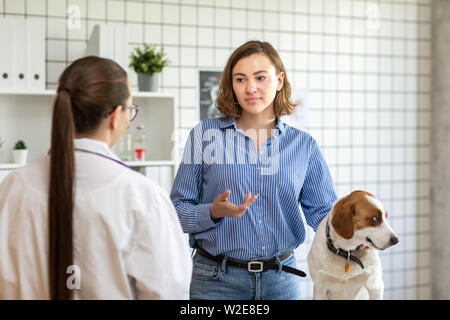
49, 56, 129, 299
216, 40, 295, 119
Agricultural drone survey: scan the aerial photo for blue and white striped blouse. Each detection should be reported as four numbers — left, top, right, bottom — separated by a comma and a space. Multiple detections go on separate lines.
170, 117, 337, 261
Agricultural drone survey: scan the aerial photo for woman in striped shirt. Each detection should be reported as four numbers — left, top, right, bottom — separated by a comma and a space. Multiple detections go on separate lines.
170, 40, 337, 300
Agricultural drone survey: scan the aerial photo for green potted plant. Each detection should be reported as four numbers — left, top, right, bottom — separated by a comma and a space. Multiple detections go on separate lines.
129, 44, 169, 92
13, 140, 28, 164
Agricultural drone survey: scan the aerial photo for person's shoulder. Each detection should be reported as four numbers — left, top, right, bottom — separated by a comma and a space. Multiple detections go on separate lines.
198, 117, 233, 130
121, 168, 171, 200
282, 123, 315, 142
0, 156, 49, 196
11, 157, 49, 186
280, 124, 321, 156
121, 167, 160, 189
13, 156, 49, 174
119, 169, 175, 219
185, 118, 233, 141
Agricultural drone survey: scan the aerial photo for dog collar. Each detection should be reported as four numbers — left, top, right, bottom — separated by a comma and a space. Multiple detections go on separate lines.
326, 219, 365, 271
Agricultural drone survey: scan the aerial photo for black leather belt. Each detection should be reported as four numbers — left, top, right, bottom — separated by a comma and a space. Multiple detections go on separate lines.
196, 248, 306, 277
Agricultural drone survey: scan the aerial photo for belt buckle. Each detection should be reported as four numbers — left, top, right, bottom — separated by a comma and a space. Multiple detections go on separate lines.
248, 261, 263, 273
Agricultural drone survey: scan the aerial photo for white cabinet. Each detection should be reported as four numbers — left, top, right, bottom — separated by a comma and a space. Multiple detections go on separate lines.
0, 90, 178, 190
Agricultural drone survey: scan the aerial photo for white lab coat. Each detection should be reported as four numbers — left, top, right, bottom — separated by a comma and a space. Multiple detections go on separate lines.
0, 138, 192, 299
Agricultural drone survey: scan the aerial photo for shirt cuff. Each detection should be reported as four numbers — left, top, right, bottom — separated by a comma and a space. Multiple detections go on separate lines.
197, 203, 221, 230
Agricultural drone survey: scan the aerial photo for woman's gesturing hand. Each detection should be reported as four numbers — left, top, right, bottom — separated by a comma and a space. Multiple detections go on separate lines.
209, 190, 258, 219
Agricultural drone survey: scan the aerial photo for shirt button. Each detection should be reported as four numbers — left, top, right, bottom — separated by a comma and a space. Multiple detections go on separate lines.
259, 220, 262, 224
256, 193, 260, 197
256, 167, 261, 170
262, 246, 265, 250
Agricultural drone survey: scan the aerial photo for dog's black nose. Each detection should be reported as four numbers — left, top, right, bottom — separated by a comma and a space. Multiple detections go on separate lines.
390, 235, 399, 246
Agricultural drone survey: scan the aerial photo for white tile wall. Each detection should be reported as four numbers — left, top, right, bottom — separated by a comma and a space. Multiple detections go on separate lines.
0, 0, 432, 300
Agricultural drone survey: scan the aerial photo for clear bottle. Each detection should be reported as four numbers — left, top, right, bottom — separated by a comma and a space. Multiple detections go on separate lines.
133, 125, 146, 161
118, 133, 133, 161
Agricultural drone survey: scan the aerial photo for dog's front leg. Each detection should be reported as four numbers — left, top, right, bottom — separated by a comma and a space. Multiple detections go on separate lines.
313, 284, 330, 300
366, 266, 384, 300
367, 283, 384, 300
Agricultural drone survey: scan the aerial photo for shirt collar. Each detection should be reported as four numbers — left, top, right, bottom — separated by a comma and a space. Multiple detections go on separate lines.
218, 117, 286, 135
218, 117, 235, 129
74, 138, 120, 161
275, 117, 286, 134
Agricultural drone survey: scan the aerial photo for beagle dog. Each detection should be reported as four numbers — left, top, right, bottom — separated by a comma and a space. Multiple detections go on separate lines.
307, 190, 398, 300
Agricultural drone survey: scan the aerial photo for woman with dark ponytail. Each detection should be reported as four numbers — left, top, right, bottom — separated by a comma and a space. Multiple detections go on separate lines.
0, 56, 192, 299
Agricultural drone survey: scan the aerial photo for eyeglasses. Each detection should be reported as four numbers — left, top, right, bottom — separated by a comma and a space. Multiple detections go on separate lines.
122, 104, 139, 122
106, 104, 139, 122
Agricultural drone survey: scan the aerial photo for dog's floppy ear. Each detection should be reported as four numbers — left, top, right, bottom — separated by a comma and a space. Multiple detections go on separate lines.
331, 200, 355, 239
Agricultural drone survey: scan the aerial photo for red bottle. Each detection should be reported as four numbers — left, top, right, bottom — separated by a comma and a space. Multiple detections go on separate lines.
134, 125, 146, 161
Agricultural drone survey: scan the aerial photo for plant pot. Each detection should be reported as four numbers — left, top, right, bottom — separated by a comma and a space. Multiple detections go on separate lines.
13, 149, 28, 164
137, 73, 160, 92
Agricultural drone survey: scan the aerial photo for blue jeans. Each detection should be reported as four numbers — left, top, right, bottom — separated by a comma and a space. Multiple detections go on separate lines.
189, 251, 301, 300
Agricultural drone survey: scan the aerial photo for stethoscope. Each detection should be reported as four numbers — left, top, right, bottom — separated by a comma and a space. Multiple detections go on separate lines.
48, 147, 130, 168
74, 148, 130, 169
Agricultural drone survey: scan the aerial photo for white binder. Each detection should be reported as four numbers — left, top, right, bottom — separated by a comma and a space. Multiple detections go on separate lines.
0, 18, 13, 90
0, 17, 46, 91
86, 24, 114, 60
11, 17, 29, 90
113, 26, 129, 72
27, 18, 45, 91
99, 25, 114, 59
85, 24, 128, 71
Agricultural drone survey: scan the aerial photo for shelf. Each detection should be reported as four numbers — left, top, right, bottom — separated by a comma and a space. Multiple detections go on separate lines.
0, 88, 178, 189
0, 90, 175, 99
0, 89, 55, 96
125, 160, 176, 167
0, 160, 176, 171
132, 91, 175, 98
0, 163, 25, 170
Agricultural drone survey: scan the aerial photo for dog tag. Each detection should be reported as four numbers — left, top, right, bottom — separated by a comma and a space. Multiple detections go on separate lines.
345, 263, 349, 273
